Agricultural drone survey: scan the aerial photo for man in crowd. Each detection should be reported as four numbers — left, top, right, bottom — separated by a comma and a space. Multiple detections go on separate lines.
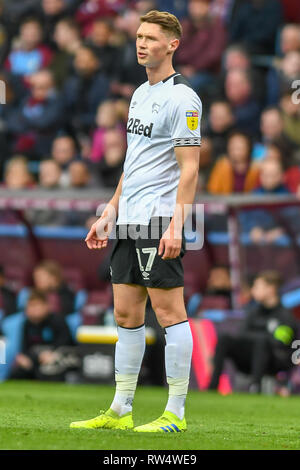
209, 271, 298, 393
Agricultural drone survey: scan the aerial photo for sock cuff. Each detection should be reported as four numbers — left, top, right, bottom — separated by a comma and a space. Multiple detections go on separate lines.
164, 320, 188, 334
117, 323, 145, 331
117, 324, 146, 344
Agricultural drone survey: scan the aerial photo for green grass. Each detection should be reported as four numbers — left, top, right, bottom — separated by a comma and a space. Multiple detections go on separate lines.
0, 380, 300, 450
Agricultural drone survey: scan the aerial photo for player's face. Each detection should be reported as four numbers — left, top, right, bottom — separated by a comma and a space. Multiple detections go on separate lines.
136, 22, 178, 68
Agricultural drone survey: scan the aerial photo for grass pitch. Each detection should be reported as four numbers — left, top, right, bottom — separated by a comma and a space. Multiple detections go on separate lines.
0, 380, 300, 450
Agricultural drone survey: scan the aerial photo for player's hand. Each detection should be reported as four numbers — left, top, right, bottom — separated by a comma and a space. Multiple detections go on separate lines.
85, 214, 112, 250
158, 226, 182, 260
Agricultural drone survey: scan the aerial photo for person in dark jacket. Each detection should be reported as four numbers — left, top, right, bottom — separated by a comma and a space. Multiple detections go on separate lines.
6, 69, 64, 158
10, 290, 73, 380
209, 270, 298, 393
0, 265, 16, 317
229, 0, 282, 55
63, 45, 110, 134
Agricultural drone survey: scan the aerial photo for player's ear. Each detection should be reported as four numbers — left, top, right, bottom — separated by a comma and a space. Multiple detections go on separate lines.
169, 38, 179, 53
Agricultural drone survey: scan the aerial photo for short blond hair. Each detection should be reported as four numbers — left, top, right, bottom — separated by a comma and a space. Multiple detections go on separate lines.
140, 10, 182, 39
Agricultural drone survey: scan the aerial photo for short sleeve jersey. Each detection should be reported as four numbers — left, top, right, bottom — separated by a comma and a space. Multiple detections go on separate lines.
117, 72, 202, 225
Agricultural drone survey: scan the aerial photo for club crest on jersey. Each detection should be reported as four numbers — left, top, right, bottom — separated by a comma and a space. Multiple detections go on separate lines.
186, 110, 199, 130
127, 118, 153, 138
152, 102, 160, 113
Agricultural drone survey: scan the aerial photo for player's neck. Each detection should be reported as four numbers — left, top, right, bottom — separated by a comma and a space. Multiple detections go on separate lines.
146, 63, 176, 86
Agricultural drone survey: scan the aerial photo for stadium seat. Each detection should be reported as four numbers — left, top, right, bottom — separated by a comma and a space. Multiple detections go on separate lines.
4, 266, 31, 292
65, 312, 82, 342
81, 288, 113, 325
63, 267, 86, 291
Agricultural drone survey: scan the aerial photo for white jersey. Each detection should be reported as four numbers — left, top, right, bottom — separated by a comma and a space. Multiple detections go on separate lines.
117, 72, 202, 225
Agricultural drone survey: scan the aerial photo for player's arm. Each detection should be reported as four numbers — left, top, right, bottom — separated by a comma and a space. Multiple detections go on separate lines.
85, 172, 124, 250
159, 147, 200, 260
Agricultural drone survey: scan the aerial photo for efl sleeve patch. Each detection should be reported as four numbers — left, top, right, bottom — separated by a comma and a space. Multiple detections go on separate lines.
186, 111, 199, 130
170, 92, 202, 145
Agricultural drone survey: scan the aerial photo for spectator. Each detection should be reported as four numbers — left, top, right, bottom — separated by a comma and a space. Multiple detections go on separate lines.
2, 1, 41, 37
0, 0, 10, 66
221, 44, 266, 102
6, 69, 64, 158
51, 135, 80, 187
63, 45, 110, 133
111, 10, 147, 99
96, 127, 125, 188
175, 0, 227, 93
255, 159, 290, 195
51, 17, 82, 88
280, 0, 300, 23
10, 289, 73, 380
90, 100, 126, 163
75, 0, 121, 37
5, 17, 53, 79
264, 138, 295, 173
280, 91, 300, 147
3, 155, 34, 189
32, 260, 75, 316
69, 160, 92, 188
189, 264, 232, 313
224, 68, 261, 136
267, 51, 300, 105
37, 0, 74, 44
279, 24, 300, 56
203, 100, 235, 164
206, 265, 232, 300
0, 72, 27, 174
26, 159, 66, 225
207, 131, 260, 194
230, 0, 282, 55
240, 159, 290, 244
39, 159, 62, 189
155, 0, 188, 19
209, 270, 297, 393
197, 137, 213, 189
252, 107, 295, 162
0, 265, 17, 317
86, 18, 119, 76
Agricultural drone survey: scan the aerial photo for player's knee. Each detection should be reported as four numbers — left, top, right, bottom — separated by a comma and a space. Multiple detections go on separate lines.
154, 306, 185, 328
114, 307, 131, 326
114, 307, 144, 328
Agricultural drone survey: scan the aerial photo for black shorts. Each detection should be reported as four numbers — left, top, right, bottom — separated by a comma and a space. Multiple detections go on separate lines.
110, 216, 186, 288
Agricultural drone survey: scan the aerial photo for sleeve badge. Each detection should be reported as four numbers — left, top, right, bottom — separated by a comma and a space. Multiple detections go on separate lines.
186, 111, 199, 130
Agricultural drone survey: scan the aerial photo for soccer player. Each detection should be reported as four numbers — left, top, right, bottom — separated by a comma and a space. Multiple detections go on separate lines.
70, 10, 201, 433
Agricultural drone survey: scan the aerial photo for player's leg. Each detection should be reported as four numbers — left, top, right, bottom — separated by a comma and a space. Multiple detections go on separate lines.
134, 286, 193, 433
70, 282, 148, 430
110, 283, 148, 417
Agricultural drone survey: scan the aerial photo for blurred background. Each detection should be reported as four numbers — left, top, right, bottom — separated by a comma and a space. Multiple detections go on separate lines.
0, 0, 300, 395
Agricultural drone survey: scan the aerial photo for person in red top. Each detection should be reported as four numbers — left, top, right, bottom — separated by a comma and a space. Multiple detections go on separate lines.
75, 0, 124, 37
175, 0, 227, 93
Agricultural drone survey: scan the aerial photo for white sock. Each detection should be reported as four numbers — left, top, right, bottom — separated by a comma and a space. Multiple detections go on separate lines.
110, 324, 145, 416
164, 321, 193, 420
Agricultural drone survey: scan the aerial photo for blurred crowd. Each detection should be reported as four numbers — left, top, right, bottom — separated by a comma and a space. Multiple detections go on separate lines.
0, 0, 298, 203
